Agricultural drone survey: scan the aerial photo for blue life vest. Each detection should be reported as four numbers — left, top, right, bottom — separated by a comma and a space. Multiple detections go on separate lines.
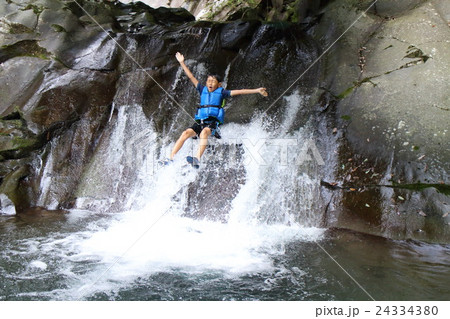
195, 86, 225, 124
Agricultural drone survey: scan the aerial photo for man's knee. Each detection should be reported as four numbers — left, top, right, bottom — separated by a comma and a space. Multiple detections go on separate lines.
199, 127, 211, 138
181, 128, 195, 139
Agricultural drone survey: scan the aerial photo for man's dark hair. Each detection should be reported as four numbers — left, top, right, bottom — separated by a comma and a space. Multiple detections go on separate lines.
208, 74, 222, 83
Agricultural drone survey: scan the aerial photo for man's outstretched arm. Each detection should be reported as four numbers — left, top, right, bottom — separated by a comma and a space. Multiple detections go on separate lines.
230, 88, 268, 97
175, 52, 199, 87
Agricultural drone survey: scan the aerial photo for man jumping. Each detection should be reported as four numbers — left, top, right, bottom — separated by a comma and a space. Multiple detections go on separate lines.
169, 52, 268, 168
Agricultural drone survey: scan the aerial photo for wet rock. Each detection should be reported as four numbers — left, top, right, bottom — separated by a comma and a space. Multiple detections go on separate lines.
0, 57, 50, 116
220, 20, 259, 51
142, 0, 323, 23
225, 23, 319, 124
0, 165, 31, 212
182, 144, 246, 222
23, 68, 118, 133
313, 0, 450, 242
3, 6, 38, 30
0, 117, 43, 159
0, 40, 52, 64
342, 3, 450, 172
369, 0, 428, 17
0, 193, 16, 215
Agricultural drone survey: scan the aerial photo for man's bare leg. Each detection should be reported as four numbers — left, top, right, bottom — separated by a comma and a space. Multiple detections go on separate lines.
170, 128, 196, 159
195, 127, 212, 160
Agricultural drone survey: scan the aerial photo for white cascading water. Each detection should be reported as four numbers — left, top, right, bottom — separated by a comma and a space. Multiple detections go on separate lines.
21, 68, 325, 299
52, 87, 326, 299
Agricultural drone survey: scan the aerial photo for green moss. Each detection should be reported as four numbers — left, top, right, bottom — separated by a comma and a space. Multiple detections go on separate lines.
0, 119, 23, 133
22, 4, 46, 15
380, 45, 432, 75
51, 24, 67, 32
337, 77, 377, 99
11, 136, 39, 149
341, 115, 351, 121
284, 0, 305, 23
337, 86, 354, 99
1, 40, 52, 62
6, 22, 35, 34
223, 0, 258, 9
390, 182, 450, 195
205, 0, 260, 20
404, 45, 430, 63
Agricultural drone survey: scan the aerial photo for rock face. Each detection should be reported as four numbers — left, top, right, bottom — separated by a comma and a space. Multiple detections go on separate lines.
0, 0, 448, 242
121, 0, 261, 21
121, 0, 323, 22
312, 0, 450, 242
0, 0, 195, 211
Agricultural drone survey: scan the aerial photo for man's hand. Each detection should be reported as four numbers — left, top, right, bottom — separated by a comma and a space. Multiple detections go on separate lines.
258, 88, 268, 97
175, 52, 185, 64
175, 52, 198, 87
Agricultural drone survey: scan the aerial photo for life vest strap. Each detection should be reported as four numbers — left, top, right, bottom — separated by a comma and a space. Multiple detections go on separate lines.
197, 105, 223, 109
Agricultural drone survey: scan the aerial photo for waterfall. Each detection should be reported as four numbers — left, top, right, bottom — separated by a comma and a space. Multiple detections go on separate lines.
6, 9, 330, 298
71, 79, 325, 222
45, 72, 327, 299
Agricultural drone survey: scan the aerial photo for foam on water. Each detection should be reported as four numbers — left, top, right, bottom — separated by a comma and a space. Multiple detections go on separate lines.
65, 215, 322, 299
29, 260, 48, 270
58, 113, 325, 299
5, 92, 325, 300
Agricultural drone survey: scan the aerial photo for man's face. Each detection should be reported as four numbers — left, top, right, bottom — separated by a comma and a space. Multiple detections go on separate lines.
206, 76, 220, 92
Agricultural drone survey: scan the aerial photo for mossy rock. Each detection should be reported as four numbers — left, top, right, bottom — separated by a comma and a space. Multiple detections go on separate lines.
0, 118, 43, 159
0, 165, 31, 211
0, 40, 52, 63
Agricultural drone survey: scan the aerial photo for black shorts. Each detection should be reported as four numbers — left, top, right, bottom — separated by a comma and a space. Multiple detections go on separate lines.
190, 120, 221, 138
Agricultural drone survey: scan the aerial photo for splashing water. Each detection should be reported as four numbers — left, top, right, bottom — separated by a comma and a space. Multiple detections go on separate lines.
17, 90, 322, 299
0, 88, 329, 301
65, 113, 325, 299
